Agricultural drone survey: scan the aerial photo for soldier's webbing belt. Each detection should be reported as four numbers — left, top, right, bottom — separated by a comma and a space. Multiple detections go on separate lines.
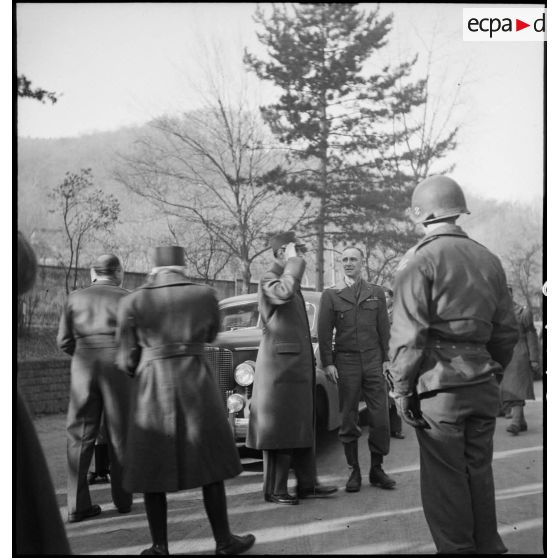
426, 338, 486, 352
141, 343, 206, 362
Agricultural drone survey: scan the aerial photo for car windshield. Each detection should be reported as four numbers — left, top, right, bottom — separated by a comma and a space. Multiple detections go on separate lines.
219, 299, 317, 332
220, 302, 260, 332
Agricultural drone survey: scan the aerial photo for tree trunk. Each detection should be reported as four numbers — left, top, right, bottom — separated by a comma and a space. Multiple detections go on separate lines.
64, 252, 73, 295
316, 95, 328, 292
241, 260, 252, 294
316, 196, 325, 291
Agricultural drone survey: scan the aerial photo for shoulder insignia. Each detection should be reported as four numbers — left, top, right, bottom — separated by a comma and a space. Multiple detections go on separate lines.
395, 245, 419, 273
396, 235, 441, 272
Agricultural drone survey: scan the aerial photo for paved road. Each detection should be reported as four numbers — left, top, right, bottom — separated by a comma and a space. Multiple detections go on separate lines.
33, 381, 544, 555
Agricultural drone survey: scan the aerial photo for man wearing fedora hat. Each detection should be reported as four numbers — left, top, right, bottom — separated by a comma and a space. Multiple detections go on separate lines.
116, 246, 255, 556
57, 254, 133, 523
247, 231, 338, 505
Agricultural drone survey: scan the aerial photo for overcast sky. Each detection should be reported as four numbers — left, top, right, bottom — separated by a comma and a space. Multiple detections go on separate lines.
16, 2, 545, 204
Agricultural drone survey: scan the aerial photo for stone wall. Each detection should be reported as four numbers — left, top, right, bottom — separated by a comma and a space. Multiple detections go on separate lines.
17, 358, 71, 416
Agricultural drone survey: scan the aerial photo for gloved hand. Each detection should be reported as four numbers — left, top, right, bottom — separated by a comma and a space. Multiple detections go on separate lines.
394, 394, 430, 429
530, 360, 540, 373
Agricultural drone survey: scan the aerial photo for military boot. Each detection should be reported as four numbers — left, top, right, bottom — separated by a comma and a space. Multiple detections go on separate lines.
369, 453, 396, 489
507, 405, 527, 435
343, 441, 361, 493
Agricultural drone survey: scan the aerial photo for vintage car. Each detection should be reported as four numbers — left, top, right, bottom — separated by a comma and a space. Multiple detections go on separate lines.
204, 291, 341, 447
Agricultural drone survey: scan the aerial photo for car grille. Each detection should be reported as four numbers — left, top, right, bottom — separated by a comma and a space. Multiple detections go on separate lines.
204, 347, 235, 405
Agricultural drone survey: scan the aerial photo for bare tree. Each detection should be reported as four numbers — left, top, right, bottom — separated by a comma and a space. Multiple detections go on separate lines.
166, 220, 232, 285
49, 168, 120, 293
115, 89, 309, 293
504, 241, 542, 317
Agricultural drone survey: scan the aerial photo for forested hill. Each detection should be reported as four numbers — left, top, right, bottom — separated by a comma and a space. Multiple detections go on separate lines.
18, 126, 148, 234
17, 125, 543, 311
18, 125, 542, 251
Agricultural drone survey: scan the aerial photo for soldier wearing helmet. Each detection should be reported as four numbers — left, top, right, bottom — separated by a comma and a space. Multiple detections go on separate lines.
387, 175, 518, 554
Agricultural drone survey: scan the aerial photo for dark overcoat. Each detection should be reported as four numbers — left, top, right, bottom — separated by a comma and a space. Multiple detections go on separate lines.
16, 231, 70, 554
246, 257, 316, 450
500, 303, 539, 401
116, 269, 242, 493
16, 392, 72, 555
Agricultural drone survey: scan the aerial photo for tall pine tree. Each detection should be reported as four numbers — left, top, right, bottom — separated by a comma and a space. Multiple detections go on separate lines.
245, 3, 426, 289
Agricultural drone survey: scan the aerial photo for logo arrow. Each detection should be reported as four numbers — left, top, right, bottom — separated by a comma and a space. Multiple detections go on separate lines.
516, 18, 530, 31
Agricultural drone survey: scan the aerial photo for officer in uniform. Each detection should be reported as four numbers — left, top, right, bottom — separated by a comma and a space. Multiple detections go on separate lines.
57, 254, 133, 522
116, 246, 255, 555
388, 176, 518, 554
247, 231, 338, 505
318, 246, 395, 493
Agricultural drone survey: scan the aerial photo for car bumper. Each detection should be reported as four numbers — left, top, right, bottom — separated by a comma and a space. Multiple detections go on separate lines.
228, 414, 249, 445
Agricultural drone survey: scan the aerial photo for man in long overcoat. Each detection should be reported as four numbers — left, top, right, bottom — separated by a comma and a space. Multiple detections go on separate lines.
318, 246, 395, 493
246, 231, 337, 505
500, 286, 540, 435
115, 246, 255, 556
57, 253, 133, 522
388, 176, 518, 554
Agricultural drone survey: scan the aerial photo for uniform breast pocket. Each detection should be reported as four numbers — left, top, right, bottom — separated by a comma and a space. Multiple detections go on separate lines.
361, 298, 380, 313
333, 302, 353, 321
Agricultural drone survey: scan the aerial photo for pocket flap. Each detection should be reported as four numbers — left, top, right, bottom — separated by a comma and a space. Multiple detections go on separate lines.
275, 342, 301, 354
333, 300, 353, 312
361, 298, 380, 309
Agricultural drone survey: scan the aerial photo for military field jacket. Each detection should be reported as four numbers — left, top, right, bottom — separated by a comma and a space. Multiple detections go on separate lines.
389, 224, 518, 396
57, 279, 129, 355
318, 279, 390, 367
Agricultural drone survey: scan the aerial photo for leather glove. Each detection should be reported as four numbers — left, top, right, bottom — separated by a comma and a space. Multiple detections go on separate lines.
394, 394, 430, 429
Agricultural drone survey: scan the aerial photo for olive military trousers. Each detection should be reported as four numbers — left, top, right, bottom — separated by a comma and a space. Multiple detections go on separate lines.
416, 377, 507, 554
335, 350, 390, 457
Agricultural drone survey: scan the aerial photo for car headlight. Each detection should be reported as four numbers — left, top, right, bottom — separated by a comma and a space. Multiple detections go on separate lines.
227, 393, 245, 413
234, 361, 255, 386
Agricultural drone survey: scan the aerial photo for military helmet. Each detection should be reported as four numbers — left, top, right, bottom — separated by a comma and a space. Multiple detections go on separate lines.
409, 175, 470, 224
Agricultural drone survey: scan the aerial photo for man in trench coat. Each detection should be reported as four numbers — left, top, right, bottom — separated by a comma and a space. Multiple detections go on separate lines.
246, 231, 338, 505
388, 176, 518, 554
57, 253, 133, 522
115, 246, 255, 555
500, 286, 540, 435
